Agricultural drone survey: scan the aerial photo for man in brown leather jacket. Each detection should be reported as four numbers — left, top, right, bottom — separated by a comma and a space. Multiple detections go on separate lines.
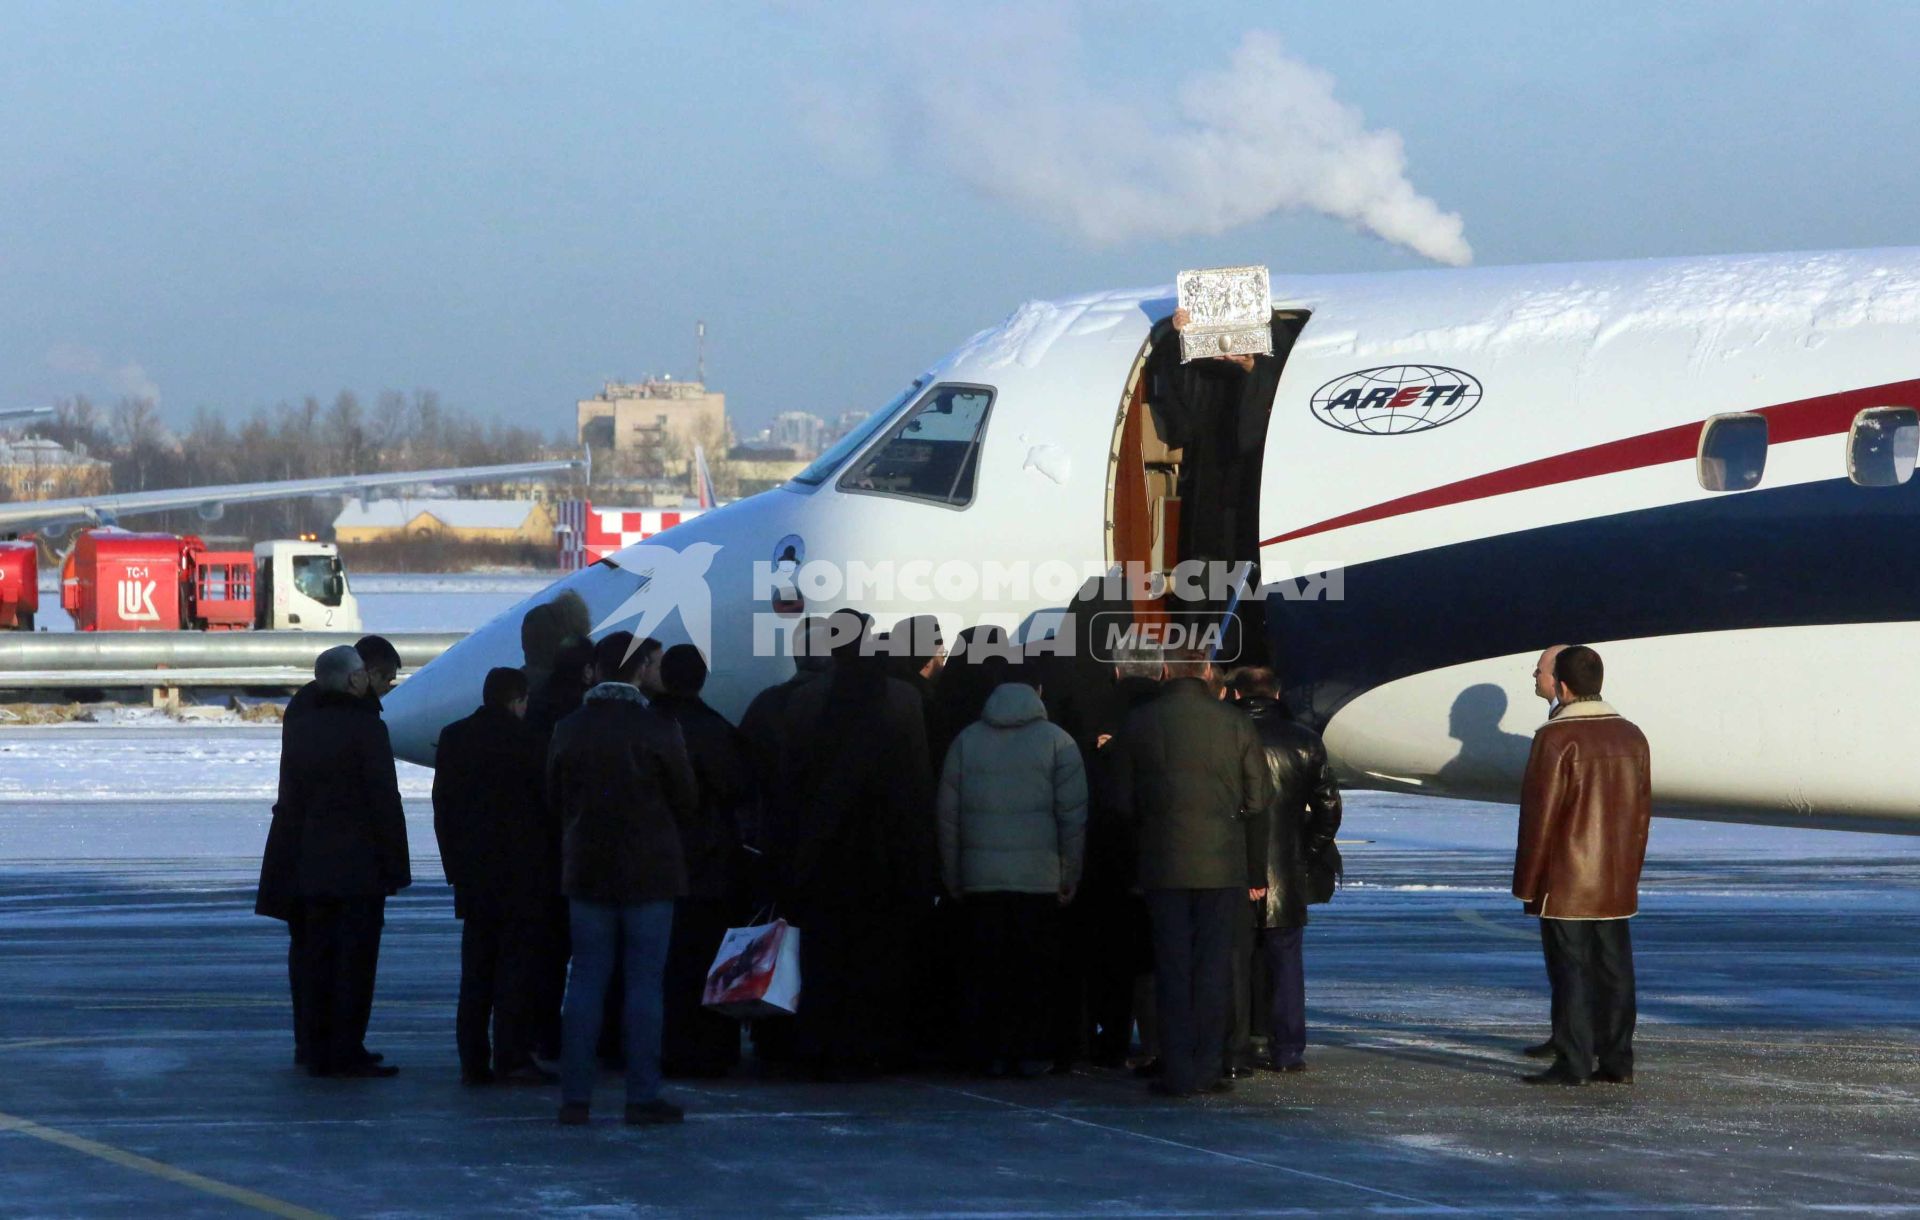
1513, 645, 1651, 1087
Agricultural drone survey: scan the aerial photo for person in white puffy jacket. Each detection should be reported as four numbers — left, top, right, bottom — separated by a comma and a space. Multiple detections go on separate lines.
936, 674, 1088, 1077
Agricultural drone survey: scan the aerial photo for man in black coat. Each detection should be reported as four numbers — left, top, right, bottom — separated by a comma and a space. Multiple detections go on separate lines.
1228, 667, 1342, 1073
778, 609, 933, 1079
1078, 651, 1165, 1067
735, 616, 832, 1064
547, 641, 699, 1125
650, 644, 754, 1077
257, 633, 402, 1068
433, 667, 554, 1085
283, 645, 411, 1078
1113, 646, 1272, 1097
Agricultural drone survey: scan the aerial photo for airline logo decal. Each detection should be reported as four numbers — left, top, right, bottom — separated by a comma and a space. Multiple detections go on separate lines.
1310, 365, 1482, 436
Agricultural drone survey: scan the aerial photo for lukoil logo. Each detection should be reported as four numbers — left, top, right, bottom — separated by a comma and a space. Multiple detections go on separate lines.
118, 579, 160, 622
1310, 365, 1482, 435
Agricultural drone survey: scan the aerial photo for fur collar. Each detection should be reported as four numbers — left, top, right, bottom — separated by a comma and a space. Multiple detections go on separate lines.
1542, 698, 1617, 728
584, 681, 647, 706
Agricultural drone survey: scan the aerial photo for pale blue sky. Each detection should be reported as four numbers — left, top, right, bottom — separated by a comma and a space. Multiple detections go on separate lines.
3, 1, 1916, 435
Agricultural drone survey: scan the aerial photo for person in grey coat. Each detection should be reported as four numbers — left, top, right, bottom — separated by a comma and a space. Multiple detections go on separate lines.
937, 676, 1087, 1077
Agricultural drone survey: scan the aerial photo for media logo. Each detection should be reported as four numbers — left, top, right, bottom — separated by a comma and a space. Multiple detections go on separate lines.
1310, 365, 1482, 436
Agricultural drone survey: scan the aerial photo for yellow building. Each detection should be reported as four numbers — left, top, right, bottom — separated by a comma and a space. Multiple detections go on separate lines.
332, 498, 556, 545
0, 437, 112, 500
577, 379, 726, 463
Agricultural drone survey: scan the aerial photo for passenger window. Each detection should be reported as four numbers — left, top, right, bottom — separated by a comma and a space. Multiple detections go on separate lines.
1847, 406, 1920, 488
1697, 413, 1768, 492
838, 384, 994, 507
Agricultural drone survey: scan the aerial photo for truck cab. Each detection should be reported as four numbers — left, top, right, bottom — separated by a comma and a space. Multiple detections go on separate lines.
253, 540, 361, 631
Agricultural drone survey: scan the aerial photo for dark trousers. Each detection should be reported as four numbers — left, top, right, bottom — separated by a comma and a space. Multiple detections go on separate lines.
1224, 898, 1256, 1069
285, 909, 308, 1063
1542, 917, 1636, 1076
298, 896, 384, 1073
531, 895, 570, 1059
457, 896, 539, 1076
1145, 887, 1240, 1094
1260, 926, 1306, 1066
662, 897, 740, 1075
791, 897, 902, 1073
962, 892, 1059, 1068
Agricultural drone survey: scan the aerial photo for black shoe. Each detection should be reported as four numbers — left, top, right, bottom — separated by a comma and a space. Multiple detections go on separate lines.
558, 1102, 590, 1126
1521, 1040, 1556, 1060
1147, 1079, 1193, 1099
1204, 1077, 1234, 1094
1131, 1058, 1162, 1079
498, 1062, 559, 1086
1012, 1059, 1051, 1080
1224, 1064, 1253, 1080
1591, 1068, 1634, 1085
461, 1067, 496, 1086
329, 1061, 399, 1079
1522, 1065, 1586, 1086
624, 1099, 685, 1125
1268, 1059, 1307, 1074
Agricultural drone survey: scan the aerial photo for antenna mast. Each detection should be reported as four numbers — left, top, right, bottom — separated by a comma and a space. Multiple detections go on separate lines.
696, 320, 707, 385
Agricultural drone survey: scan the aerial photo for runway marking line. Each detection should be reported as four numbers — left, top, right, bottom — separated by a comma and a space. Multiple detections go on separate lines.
0, 1108, 332, 1220
918, 1082, 1460, 1213
1453, 907, 1537, 941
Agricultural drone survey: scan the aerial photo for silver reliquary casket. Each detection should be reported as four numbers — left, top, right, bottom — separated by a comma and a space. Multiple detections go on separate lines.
1176, 264, 1273, 363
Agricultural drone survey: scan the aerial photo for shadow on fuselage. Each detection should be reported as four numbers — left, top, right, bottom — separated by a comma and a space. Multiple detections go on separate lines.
1436, 683, 1535, 801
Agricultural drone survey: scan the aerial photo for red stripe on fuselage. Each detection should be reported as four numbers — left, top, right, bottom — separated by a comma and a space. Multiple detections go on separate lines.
1260, 378, 1920, 548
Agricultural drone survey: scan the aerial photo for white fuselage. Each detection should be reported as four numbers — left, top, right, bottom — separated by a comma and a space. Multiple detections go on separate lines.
385, 247, 1920, 831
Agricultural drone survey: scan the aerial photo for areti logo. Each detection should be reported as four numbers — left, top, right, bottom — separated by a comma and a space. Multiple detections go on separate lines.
118, 579, 159, 622
1310, 365, 1483, 435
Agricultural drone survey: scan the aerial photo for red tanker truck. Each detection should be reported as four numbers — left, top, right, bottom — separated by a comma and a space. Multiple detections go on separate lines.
60, 530, 256, 632
0, 529, 362, 632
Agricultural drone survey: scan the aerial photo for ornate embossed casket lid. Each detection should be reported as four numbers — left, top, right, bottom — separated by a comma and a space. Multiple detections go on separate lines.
1176, 265, 1273, 363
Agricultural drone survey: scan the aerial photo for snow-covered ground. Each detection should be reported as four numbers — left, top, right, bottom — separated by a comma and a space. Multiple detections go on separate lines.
7, 723, 1920, 875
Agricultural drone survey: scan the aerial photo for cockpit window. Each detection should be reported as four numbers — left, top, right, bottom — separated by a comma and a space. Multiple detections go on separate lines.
837, 384, 994, 507
790, 379, 925, 486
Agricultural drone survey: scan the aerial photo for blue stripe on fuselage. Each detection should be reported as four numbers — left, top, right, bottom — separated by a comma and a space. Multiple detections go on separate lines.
1267, 474, 1920, 726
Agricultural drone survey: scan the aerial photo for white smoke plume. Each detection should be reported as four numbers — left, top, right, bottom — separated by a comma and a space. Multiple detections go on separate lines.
45, 342, 162, 404
795, 13, 1471, 266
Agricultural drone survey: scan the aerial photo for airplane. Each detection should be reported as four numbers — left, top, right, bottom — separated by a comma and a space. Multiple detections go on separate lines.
384, 245, 1920, 834
0, 459, 584, 535
0, 405, 55, 425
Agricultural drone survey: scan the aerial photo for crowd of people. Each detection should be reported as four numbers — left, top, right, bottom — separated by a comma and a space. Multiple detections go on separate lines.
253, 606, 1654, 1127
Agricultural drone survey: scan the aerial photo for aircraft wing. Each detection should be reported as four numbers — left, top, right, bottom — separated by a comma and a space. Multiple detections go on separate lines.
0, 406, 54, 423
0, 458, 584, 533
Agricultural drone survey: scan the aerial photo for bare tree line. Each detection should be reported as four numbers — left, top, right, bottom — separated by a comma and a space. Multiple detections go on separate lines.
23, 390, 565, 539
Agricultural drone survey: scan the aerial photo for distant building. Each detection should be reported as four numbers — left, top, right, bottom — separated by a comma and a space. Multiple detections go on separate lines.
768, 411, 826, 457
0, 436, 112, 500
332, 498, 556, 546
577, 379, 726, 461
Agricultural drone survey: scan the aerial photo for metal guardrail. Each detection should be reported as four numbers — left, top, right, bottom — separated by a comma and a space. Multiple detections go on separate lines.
0, 631, 464, 694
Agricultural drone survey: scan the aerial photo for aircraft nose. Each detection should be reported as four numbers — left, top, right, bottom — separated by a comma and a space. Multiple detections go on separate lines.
381, 496, 800, 766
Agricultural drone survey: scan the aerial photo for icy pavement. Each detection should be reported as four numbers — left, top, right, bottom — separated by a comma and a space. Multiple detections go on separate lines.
2, 729, 1920, 1215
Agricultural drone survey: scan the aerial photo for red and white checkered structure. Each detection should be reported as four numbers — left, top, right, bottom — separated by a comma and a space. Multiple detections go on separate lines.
557, 501, 708, 570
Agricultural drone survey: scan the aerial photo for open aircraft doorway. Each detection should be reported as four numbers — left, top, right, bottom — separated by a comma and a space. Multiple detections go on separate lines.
1107, 308, 1309, 670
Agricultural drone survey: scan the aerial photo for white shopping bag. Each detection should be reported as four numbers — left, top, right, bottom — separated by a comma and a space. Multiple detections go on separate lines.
702, 918, 802, 1018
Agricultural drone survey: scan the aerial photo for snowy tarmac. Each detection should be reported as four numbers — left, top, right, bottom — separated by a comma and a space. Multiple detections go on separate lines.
3, 728, 1920, 1216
